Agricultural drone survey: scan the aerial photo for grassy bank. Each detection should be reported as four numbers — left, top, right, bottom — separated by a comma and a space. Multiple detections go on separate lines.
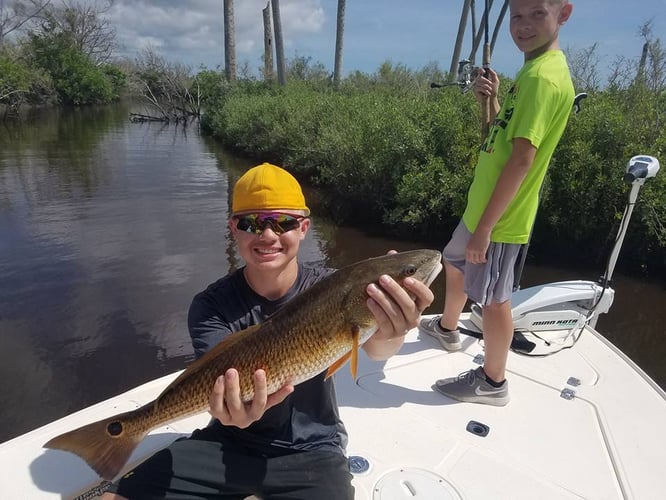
201, 68, 666, 279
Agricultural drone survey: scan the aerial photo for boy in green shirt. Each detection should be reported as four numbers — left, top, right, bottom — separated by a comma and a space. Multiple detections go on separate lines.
421, 0, 575, 405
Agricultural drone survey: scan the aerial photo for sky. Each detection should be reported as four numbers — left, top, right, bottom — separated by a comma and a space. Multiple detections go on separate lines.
103, 0, 666, 82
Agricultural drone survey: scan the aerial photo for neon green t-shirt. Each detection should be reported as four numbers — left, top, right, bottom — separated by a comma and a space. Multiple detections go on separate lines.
462, 50, 575, 243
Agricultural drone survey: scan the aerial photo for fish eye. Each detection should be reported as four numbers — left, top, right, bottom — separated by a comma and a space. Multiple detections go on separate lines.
107, 421, 123, 437
403, 265, 417, 276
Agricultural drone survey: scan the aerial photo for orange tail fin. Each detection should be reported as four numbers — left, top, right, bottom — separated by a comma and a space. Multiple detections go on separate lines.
44, 409, 148, 480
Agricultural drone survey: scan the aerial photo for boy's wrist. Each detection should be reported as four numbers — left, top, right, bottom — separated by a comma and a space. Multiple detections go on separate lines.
475, 223, 493, 234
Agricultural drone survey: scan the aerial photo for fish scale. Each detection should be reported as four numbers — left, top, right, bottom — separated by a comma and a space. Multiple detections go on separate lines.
44, 249, 442, 480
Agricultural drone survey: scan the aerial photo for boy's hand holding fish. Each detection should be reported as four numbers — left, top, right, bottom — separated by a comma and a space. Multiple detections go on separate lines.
209, 368, 294, 428
364, 269, 435, 359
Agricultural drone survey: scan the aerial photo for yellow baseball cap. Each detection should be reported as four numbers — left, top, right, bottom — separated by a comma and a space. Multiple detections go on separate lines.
232, 163, 310, 215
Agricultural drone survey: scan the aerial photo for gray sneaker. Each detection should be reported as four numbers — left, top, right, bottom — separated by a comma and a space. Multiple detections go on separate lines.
434, 367, 510, 406
419, 316, 462, 351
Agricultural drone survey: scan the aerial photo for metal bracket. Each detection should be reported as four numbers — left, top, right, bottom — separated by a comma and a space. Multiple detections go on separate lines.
348, 455, 371, 474
560, 388, 576, 400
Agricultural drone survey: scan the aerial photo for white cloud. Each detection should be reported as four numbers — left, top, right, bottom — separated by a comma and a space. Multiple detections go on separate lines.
133, 36, 165, 50
107, 0, 326, 69
93, 0, 666, 81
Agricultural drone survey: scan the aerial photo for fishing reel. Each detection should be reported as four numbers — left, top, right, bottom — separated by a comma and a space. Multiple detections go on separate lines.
431, 59, 474, 92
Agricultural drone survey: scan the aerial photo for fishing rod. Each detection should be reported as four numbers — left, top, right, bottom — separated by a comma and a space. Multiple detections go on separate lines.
480, 0, 491, 138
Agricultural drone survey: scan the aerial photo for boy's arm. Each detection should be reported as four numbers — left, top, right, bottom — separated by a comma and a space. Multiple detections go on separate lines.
466, 137, 537, 264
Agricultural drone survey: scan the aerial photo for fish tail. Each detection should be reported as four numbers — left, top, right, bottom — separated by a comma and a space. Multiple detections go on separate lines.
44, 409, 148, 480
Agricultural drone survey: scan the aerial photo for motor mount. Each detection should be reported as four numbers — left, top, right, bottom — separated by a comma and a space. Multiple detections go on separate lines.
472, 155, 659, 334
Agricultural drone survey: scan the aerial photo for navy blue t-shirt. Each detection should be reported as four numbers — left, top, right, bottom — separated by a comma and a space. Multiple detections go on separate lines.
187, 262, 348, 454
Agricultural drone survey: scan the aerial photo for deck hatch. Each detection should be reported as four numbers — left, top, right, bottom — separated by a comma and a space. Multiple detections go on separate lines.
560, 387, 576, 400
466, 420, 490, 437
373, 468, 462, 499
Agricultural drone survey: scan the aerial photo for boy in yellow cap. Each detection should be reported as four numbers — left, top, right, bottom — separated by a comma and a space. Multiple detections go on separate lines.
104, 162, 434, 500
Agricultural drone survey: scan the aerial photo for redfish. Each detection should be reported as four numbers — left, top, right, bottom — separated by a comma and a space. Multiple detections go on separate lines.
44, 249, 442, 480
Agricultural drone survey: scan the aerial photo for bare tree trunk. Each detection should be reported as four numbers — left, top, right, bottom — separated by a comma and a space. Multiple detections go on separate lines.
262, 2, 274, 80
637, 42, 649, 83
450, 0, 472, 79
271, 0, 287, 85
0, 0, 4, 46
223, 0, 236, 81
333, 0, 346, 88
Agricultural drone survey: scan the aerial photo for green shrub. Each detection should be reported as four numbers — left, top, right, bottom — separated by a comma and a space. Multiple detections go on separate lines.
29, 32, 119, 105
202, 64, 666, 277
0, 51, 55, 108
535, 86, 665, 271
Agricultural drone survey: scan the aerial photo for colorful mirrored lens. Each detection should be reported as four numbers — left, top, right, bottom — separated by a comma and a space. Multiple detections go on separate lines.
235, 212, 304, 235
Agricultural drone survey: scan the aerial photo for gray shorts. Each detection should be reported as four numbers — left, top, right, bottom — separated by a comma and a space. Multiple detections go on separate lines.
443, 221, 522, 306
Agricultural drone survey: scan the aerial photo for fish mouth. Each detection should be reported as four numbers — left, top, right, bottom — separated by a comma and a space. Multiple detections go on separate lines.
424, 261, 443, 287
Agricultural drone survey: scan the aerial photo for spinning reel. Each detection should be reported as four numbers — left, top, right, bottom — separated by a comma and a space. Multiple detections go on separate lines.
430, 59, 474, 92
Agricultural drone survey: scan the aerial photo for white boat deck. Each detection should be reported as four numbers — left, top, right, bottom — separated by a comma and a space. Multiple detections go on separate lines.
1, 314, 664, 499
341, 316, 666, 500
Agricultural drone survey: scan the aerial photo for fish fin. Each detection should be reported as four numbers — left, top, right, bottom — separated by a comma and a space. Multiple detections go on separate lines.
325, 324, 361, 380
43, 408, 148, 480
325, 352, 352, 379
350, 325, 360, 380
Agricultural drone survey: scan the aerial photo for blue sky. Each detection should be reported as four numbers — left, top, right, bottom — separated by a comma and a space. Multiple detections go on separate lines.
107, 0, 666, 83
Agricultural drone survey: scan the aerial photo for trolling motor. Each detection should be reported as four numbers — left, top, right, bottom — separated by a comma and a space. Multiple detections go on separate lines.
602, 155, 661, 287
624, 155, 660, 183
470, 155, 660, 334
430, 59, 474, 92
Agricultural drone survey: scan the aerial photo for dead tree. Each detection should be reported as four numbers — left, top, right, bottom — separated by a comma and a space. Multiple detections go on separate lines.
36, 0, 117, 64
132, 47, 201, 124
638, 42, 649, 79
450, 0, 472, 78
333, 0, 346, 88
271, 0, 286, 85
223, 0, 236, 81
0, 0, 52, 45
262, 2, 273, 80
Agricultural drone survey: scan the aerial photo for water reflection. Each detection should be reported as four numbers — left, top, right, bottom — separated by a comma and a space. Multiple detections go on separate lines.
1, 105, 233, 441
0, 104, 664, 446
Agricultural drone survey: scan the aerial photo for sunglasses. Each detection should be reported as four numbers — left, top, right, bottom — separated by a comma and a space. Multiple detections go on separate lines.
234, 212, 306, 235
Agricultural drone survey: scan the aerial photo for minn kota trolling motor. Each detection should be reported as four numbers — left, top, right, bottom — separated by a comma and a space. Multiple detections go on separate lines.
469, 155, 661, 353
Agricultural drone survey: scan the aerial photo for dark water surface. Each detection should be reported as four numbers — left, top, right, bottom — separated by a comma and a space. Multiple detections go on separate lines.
1, 104, 664, 444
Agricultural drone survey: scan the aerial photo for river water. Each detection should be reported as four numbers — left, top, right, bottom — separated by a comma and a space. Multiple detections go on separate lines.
1, 103, 664, 444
